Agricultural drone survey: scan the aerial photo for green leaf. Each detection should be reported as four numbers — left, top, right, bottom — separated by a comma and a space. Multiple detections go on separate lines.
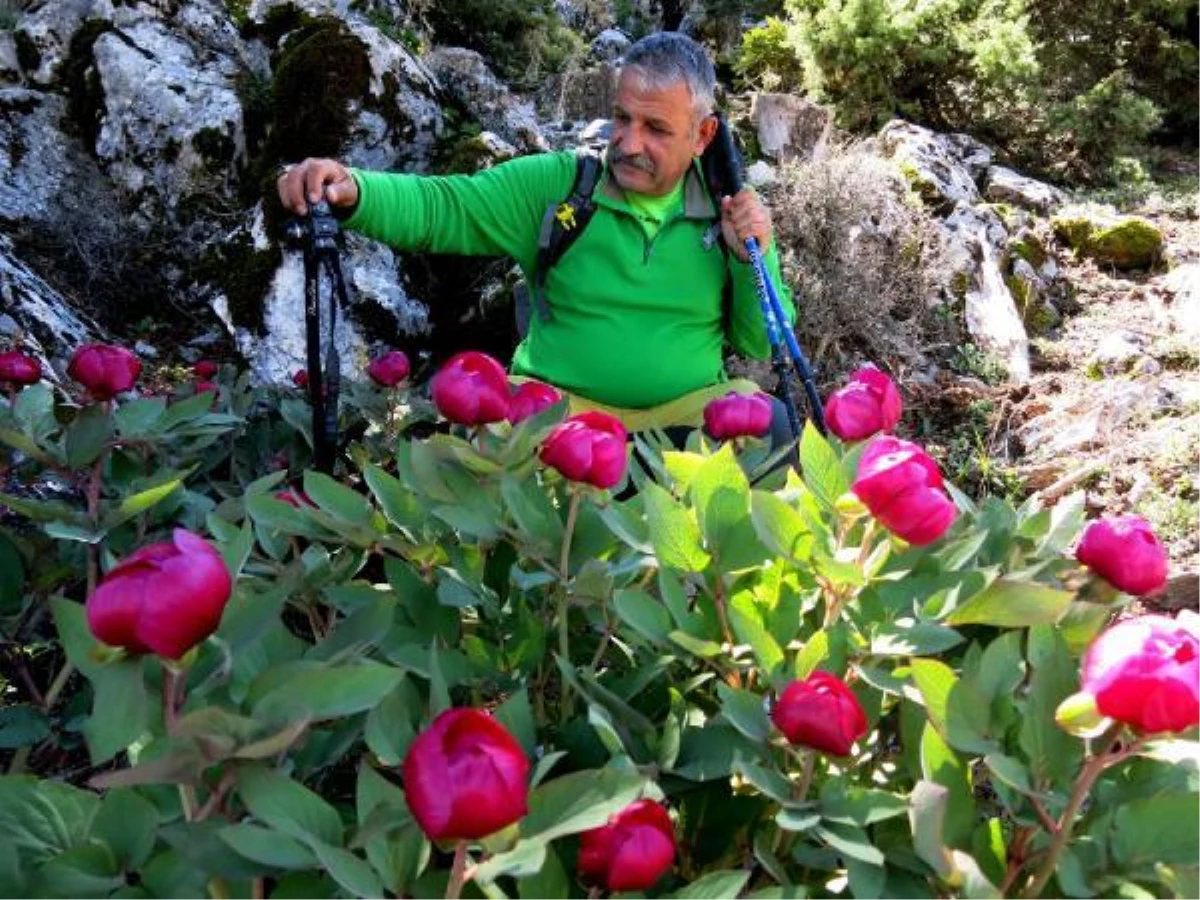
799, 421, 849, 510
1018, 626, 1081, 786
670, 870, 751, 899
236, 765, 344, 846
750, 490, 813, 562
729, 591, 784, 677
815, 822, 885, 866
251, 661, 402, 723
517, 843, 569, 899
364, 463, 425, 533
908, 780, 953, 879
303, 470, 376, 527
65, 402, 113, 468
910, 658, 957, 737
717, 683, 771, 743
692, 444, 766, 569
793, 630, 829, 680
31, 841, 122, 896
1112, 794, 1200, 869
311, 841, 384, 899
871, 620, 964, 657
775, 807, 820, 832
501, 475, 563, 551
103, 471, 188, 531
84, 656, 151, 764
642, 481, 711, 572
920, 723, 974, 850
114, 395, 167, 437
818, 784, 908, 826
92, 788, 159, 870
0, 777, 99, 865
494, 689, 537, 758
0, 705, 50, 749
612, 588, 672, 645
521, 768, 646, 843
472, 838, 548, 884
218, 823, 320, 869
944, 578, 1073, 628
1036, 490, 1087, 555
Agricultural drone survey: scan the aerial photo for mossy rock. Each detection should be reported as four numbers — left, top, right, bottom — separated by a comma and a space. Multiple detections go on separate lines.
1051, 212, 1163, 270
270, 18, 371, 161
1009, 231, 1048, 269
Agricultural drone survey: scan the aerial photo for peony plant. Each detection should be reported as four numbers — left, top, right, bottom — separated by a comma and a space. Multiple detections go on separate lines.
0, 351, 1194, 900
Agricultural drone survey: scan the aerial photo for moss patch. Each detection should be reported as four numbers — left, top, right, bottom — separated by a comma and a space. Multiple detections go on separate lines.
193, 236, 281, 335
1051, 213, 1163, 270
269, 18, 370, 161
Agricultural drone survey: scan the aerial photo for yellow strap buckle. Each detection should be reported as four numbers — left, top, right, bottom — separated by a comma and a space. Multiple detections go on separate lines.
554, 202, 577, 230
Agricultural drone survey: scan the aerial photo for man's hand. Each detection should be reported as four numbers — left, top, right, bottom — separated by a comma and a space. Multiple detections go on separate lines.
720, 188, 773, 263
277, 158, 359, 215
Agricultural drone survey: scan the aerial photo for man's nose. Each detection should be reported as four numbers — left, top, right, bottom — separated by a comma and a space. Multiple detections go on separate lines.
615, 124, 644, 155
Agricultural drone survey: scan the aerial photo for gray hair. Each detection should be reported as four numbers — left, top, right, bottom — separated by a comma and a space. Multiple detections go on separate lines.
620, 32, 716, 119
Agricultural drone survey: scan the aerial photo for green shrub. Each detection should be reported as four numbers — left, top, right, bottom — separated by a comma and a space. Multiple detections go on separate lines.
734, 17, 805, 92
423, 0, 582, 91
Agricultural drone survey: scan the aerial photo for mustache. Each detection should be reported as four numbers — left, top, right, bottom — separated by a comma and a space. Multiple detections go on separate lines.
610, 151, 655, 174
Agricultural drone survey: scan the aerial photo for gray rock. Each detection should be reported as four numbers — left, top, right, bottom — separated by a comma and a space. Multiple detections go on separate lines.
0, 89, 129, 262
878, 120, 985, 210
0, 234, 103, 359
751, 93, 831, 163
92, 20, 246, 211
13, 0, 94, 87
591, 29, 630, 62
426, 47, 547, 153
985, 165, 1067, 214
0, 33, 20, 85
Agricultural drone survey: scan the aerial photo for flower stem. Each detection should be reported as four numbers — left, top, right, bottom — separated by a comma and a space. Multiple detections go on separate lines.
557, 492, 582, 721
794, 749, 816, 803
1020, 727, 1123, 899
445, 840, 470, 900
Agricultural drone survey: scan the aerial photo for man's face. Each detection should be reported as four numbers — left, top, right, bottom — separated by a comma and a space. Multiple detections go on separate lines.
608, 70, 717, 197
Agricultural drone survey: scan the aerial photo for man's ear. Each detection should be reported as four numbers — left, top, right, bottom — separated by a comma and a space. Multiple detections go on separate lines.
695, 114, 718, 155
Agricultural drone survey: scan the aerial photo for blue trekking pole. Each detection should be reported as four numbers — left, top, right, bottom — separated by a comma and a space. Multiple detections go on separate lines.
705, 115, 826, 437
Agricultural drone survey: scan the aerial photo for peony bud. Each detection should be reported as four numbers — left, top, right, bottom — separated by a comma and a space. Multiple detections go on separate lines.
0, 350, 42, 387
1079, 611, 1199, 734
703, 391, 773, 440
771, 671, 869, 756
1075, 515, 1169, 596
274, 488, 316, 509
292, 369, 309, 388
402, 708, 530, 842
824, 366, 902, 441
431, 351, 510, 425
68, 344, 141, 400
540, 411, 628, 489
851, 436, 956, 545
367, 350, 411, 387
578, 799, 676, 892
193, 360, 219, 380
86, 528, 232, 659
507, 380, 562, 424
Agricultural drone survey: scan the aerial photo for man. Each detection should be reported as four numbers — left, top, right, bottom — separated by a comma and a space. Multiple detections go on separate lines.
278, 32, 794, 442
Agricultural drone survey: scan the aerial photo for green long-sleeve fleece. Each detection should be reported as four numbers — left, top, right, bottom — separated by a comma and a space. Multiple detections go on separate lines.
346, 150, 793, 409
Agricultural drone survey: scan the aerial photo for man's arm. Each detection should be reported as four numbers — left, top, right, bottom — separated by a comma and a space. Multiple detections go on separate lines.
277, 154, 577, 268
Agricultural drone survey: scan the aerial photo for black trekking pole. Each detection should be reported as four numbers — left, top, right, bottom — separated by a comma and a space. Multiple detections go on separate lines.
286, 199, 349, 474
705, 115, 826, 437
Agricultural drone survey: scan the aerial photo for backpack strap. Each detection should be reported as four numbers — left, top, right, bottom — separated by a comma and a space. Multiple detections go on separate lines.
530, 149, 603, 322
